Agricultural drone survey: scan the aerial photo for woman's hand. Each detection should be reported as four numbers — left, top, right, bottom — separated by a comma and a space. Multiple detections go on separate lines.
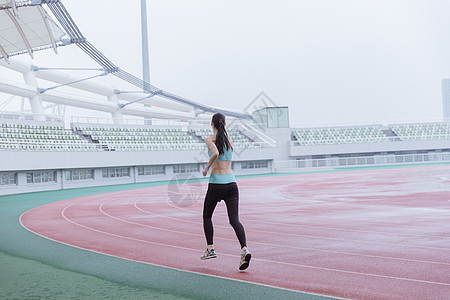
202, 167, 209, 176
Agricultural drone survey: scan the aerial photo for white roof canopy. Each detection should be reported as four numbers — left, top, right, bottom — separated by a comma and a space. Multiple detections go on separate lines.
0, 1, 65, 61
0, 0, 252, 120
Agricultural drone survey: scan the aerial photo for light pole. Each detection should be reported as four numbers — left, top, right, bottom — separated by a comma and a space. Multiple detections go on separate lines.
141, 0, 151, 124
141, 0, 150, 87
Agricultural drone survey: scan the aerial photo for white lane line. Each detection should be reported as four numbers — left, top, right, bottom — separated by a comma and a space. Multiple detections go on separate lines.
99, 201, 200, 237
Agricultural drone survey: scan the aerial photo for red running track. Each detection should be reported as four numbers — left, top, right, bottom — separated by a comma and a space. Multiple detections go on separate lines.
21, 165, 450, 299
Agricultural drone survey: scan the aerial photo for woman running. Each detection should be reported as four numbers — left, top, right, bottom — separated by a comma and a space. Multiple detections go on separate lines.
200, 113, 251, 271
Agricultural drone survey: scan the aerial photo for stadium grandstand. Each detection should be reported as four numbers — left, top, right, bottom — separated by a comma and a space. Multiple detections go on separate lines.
1, 0, 450, 197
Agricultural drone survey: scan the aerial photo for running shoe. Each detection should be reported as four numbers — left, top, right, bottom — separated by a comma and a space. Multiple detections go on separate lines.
239, 249, 252, 270
200, 248, 217, 260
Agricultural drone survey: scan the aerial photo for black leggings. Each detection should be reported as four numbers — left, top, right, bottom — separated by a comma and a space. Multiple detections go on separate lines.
202, 182, 247, 249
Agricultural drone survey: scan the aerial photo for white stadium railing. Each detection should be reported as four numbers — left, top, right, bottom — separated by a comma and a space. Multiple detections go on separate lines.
0, 138, 271, 152
275, 152, 450, 171
71, 116, 184, 126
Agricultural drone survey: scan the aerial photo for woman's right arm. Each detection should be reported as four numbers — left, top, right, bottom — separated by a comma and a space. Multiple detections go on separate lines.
203, 136, 219, 176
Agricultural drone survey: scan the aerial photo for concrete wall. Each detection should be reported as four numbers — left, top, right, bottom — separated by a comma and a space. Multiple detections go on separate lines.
0, 147, 275, 195
0, 147, 276, 171
258, 127, 292, 161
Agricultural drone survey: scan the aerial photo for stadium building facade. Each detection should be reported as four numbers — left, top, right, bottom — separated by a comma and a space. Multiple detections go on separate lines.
1, 110, 450, 196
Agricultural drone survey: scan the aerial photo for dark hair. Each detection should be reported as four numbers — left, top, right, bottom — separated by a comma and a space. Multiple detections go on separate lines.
211, 113, 233, 155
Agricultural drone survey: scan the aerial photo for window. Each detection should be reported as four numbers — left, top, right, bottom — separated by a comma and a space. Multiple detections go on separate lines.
242, 160, 268, 169
252, 107, 289, 128
27, 173, 33, 183
0, 173, 17, 186
26, 171, 57, 184
102, 168, 130, 178
278, 107, 289, 128
267, 109, 279, 128
173, 164, 199, 174
137, 166, 165, 176
65, 169, 94, 181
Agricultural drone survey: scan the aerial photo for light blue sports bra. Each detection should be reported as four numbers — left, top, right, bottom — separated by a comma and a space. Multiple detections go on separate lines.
208, 134, 233, 161
208, 147, 232, 161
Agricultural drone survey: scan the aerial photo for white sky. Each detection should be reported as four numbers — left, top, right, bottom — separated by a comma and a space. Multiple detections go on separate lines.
1, 0, 450, 126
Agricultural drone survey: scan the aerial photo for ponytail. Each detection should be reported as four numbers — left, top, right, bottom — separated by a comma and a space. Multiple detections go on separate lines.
211, 113, 233, 155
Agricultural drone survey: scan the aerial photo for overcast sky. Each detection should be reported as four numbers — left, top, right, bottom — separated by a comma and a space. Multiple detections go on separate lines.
2, 0, 450, 126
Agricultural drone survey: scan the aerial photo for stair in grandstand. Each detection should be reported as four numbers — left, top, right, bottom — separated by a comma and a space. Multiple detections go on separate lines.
73, 128, 110, 151
186, 130, 204, 143
381, 127, 401, 141
189, 127, 259, 149
234, 122, 276, 147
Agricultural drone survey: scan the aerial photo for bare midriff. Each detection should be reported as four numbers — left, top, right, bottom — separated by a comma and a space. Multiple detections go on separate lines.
211, 160, 232, 174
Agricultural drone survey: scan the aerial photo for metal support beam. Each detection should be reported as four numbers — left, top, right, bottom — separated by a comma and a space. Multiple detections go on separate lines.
10, 0, 18, 16
5, 9, 34, 59
0, 43, 9, 62
38, 6, 58, 54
